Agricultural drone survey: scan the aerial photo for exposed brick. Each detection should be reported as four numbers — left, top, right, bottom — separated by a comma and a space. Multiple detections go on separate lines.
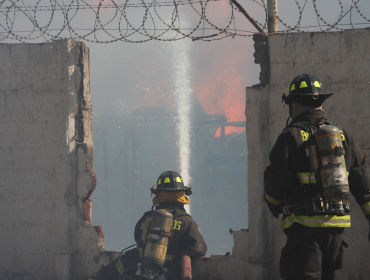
83, 200, 91, 222
95, 226, 105, 250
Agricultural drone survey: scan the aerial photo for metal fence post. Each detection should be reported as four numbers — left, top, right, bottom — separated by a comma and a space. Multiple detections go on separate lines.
268, 0, 278, 33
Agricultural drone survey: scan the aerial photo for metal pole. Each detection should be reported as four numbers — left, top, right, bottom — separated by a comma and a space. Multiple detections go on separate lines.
268, 0, 278, 33
230, 0, 264, 33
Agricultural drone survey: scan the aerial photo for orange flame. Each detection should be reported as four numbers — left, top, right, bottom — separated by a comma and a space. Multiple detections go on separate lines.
190, 0, 258, 137
193, 35, 253, 137
91, 0, 256, 130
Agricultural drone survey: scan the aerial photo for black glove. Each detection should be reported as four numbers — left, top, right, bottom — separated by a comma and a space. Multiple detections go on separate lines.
267, 202, 283, 219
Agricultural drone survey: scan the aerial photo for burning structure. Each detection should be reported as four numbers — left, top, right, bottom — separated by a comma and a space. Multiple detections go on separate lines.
92, 103, 248, 255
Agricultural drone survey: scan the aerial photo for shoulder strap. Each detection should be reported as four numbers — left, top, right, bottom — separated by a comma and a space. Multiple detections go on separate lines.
171, 209, 190, 218
143, 210, 154, 217
284, 121, 316, 133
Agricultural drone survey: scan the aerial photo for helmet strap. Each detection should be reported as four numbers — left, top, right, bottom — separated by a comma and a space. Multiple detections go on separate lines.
184, 189, 192, 196
283, 103, 293, 127
285, 115, 292, 128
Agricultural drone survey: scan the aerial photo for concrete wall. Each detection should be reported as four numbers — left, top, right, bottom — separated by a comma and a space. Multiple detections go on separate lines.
0, 40, 117, 280
246, 29, 370, 279
0, 38, 248, 280
192, 229, 250, 280
2, 29, 369, 280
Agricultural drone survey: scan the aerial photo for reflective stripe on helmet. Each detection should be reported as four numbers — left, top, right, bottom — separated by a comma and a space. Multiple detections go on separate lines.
264, 193, 282, 205
281, 214, 351, 230
299, 81, 308, 88
164, 177, 171, 183
360, 201, 370, 216
176, 177, 182, 182
116, 257, 125, 275
314, 81, 321, 88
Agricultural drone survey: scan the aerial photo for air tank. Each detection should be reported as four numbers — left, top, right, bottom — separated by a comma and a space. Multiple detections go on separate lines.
315, 125, 349, 203
143, 209, 173, 276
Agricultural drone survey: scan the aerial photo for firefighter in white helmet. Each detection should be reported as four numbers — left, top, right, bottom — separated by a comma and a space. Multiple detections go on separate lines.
264, 74, 370, 280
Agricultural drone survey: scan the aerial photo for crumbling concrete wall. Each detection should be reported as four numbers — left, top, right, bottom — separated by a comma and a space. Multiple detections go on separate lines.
3, 30, 368, 280
246, 28, 370, 279
192, 229, 250, 279
0, 40, 117, 280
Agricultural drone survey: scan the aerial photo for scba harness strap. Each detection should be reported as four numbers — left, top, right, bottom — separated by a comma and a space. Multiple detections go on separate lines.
284, 121, 350, 216
144, 209, 189, 239
286, 120, 346, 143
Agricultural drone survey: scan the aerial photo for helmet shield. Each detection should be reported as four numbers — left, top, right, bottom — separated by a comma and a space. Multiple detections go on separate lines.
282, 74, 333, 106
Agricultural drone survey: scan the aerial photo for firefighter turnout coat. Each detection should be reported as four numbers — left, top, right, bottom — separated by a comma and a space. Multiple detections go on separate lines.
134, 202, 207, 278
264, 110, 370, 230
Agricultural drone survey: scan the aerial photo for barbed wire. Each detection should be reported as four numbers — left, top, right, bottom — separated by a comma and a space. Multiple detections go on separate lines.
0, 0, 369, 43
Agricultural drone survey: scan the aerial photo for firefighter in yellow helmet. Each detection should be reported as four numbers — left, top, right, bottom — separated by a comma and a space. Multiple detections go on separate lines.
88, 171, 207, 280
264, 74, 370, 280
134, 171, 207, 280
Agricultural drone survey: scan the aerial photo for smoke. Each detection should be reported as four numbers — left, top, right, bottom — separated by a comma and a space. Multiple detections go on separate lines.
90, 42, 176, 116
90, 1, 259, 255
90, 3, 259, 123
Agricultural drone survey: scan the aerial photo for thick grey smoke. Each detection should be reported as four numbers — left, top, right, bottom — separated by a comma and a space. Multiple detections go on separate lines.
90, 34, 257, 255
90, 0, 370, 256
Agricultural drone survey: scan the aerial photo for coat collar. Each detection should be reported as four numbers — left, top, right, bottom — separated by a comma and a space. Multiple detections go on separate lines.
291, 109, 326, 126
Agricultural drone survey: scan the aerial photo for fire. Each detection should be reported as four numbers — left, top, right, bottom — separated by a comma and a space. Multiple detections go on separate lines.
190, 1, 258, 138
90, 0, 256, 130
192, 35, 252, 137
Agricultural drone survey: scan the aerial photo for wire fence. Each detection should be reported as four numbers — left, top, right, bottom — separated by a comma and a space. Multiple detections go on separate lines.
0, 0, 369, 43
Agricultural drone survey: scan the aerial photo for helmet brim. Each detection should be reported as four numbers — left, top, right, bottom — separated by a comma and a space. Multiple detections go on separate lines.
284, 92, 333, 105
152, 186, 192, 196
157, 186, 192, 192
298, 92, 333, 97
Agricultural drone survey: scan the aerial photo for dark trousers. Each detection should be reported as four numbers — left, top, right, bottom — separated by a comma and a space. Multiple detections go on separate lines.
91, 248, 141, 280
279, 223, 344, 280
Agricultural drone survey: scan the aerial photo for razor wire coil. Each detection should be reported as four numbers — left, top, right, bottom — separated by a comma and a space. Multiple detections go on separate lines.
0, 0, 369, 43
